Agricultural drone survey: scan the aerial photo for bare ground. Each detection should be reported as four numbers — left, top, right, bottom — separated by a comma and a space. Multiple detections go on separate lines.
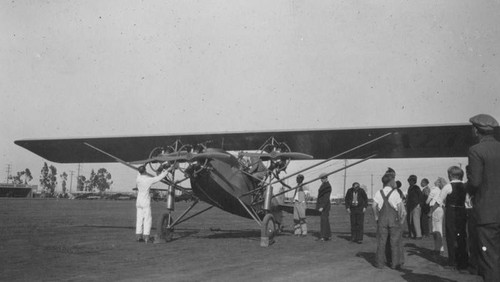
0, 198, 482, 282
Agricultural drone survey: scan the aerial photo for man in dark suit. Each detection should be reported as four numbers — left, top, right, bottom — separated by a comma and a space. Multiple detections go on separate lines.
345, 182, 368, 243
467, 114, 500, 281
316, 173, 332, 241
420, 178, 431, 237
406, 175, 422, 239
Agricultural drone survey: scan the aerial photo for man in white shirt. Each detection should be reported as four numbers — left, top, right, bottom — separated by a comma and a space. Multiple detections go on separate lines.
136, 165, 169, 243
372, 173, 405, 269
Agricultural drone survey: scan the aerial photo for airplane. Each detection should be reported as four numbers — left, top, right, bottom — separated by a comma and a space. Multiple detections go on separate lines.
15, 123, 486, 246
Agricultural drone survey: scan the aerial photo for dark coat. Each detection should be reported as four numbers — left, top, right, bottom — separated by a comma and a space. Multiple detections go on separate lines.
467, 135, 500, 224
406, 184, 422, 212
316, 181, 332, 210
345, 187, 368, 209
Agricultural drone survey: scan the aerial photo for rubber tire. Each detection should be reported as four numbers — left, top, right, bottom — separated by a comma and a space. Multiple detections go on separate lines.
261, 214, 276, 240
157, 213, 174, 242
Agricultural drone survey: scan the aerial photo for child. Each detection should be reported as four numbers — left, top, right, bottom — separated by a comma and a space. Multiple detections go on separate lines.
433, 166, 468, 270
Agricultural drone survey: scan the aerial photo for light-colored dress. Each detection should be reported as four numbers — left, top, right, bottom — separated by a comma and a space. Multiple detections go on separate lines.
427, 186, 444, 251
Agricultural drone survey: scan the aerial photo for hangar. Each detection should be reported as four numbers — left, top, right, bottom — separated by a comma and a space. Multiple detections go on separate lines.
0, 183, 37, 198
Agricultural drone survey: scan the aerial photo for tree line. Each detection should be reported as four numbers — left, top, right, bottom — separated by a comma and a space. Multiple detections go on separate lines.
11, 162, 113, 197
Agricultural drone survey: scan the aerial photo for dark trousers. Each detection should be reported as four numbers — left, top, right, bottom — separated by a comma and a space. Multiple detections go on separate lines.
377, 221, 402, 267
466, 209, 478, 273
421, 204, 430, 236
445, 207, 468, 269
476, 223, 500, 282
350, 207, 364, 242
320, 206, 331, 239
385, 232, 405, 266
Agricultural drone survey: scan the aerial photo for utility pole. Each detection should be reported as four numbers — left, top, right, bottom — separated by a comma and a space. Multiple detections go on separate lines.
76, 164, 81, 191
69, 170, 74, 193
343, 160, 348, 197
371, 174, 374, 199
5, 164, 12, 183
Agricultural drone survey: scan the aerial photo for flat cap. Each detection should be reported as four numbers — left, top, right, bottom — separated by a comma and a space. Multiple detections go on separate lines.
319, 173, 328, 179
469, 114, 499, 132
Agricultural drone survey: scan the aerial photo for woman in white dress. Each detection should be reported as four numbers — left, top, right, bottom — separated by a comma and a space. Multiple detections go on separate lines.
427, 177, 447, 256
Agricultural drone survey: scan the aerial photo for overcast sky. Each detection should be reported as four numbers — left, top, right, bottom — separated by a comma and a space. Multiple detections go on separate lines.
1, 0, 499, 196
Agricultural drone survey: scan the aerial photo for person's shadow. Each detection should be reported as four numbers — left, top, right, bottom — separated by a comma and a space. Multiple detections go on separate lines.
355, 252, 457, 282
338, 232, 377, 242
405, 243, 447, 266
398, 268, 457, 282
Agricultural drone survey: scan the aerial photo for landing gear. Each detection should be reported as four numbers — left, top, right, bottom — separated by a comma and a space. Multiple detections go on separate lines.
260, 213, 276, 247
155, 212, 174, 243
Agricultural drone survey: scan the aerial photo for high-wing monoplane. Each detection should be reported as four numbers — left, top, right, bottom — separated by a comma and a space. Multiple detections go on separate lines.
15, 124, 481, 246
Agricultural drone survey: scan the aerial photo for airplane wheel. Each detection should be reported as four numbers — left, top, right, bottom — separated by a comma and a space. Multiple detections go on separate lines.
260, 214, 275, 247
156, 213, 174, 243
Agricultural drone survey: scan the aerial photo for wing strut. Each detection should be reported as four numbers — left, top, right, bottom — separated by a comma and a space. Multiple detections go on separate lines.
240, 132, 392, 198
167, 199, 214, 228
272, 154, 377, 199
237, 198, 262, 226
267, 132, 392, 187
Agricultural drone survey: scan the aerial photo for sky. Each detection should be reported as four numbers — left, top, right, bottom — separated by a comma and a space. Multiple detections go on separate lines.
1, 0, 499, 197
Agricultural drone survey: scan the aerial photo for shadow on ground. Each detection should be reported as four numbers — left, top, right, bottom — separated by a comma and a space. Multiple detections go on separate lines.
398, 268, 457, 282
405, 243, 448, 266
356, 252, 457, 282
203, 229, 261, 239
79, 224, 135, 229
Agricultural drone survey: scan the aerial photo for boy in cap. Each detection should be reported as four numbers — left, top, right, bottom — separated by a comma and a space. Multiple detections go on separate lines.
467, 113, 500, 280
316, 173, 332, 241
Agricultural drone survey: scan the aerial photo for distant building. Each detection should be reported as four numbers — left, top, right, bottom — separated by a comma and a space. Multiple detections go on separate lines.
0, 183, 38, 198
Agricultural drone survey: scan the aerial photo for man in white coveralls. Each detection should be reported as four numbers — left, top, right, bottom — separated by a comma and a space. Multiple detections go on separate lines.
135, 164, 169, 243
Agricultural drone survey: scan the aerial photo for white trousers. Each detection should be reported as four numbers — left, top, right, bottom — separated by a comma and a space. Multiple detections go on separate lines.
136, 206, 152, 236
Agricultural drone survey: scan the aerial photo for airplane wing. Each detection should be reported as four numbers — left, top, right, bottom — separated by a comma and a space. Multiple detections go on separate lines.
14, 124, 482, 163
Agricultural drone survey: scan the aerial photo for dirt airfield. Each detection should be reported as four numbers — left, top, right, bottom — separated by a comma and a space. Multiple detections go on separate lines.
0, 198, 483, 282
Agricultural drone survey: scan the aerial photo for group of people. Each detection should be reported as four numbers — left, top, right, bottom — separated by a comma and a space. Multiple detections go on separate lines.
133, 113, 499, 282
371, 114, 500, 282
291, 172, 333, 241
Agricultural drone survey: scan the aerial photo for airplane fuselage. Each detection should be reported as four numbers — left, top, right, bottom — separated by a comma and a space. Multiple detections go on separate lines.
189, 149, 261, 219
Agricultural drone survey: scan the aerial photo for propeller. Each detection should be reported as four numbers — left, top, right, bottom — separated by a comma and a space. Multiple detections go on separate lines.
130, 151, 189, 164
189, 152, 231, 161
132, 151, 230, 164
239, 151, 312, 161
